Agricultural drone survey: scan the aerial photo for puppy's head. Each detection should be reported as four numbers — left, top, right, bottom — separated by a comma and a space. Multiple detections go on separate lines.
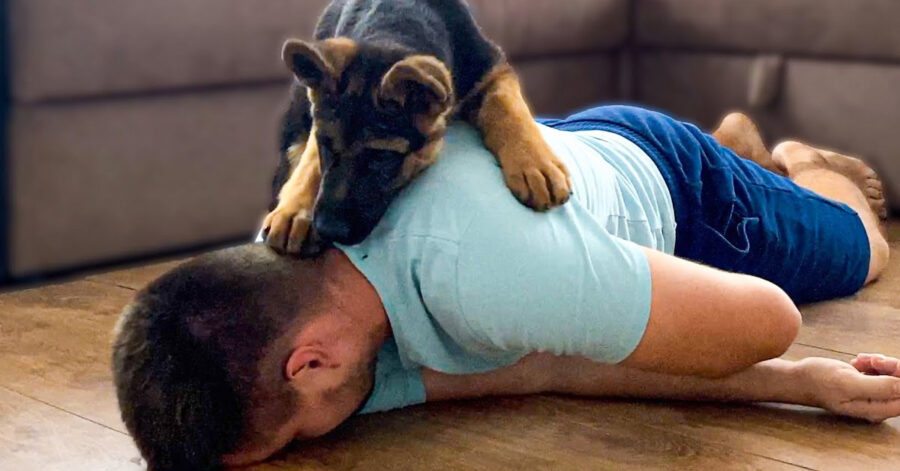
282, 38, 454, 245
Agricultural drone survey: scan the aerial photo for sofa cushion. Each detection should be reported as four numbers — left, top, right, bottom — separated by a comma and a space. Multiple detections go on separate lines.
516, 54, 618, 116
636, 0, 900, 62
10, 0, 331, 103
8, 86, 283, 276
10, 0, 628, 103
6, 51, 616, 277
469, 0, 628, 59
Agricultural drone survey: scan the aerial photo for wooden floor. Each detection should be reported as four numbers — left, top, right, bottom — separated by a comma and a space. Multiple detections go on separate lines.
2, 224, 899, 471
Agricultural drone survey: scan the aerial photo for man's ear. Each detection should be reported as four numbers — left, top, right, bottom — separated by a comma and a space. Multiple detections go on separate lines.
282, 38, 358, 89
284, 346, 330, 381
379, 55, 454, 118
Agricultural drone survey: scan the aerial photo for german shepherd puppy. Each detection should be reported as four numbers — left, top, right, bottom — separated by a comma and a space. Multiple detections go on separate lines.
264, 0, 571, 255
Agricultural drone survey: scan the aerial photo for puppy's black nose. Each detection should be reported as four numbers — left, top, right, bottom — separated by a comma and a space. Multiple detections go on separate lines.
314, 213, 353, 244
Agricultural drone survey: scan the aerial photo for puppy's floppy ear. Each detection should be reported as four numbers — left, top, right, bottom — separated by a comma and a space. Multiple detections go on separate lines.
379, 56, 454, 118
282, 38, 358, 89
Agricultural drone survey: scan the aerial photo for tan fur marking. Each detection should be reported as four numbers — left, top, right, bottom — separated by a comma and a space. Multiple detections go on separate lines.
283, 38, 358, 90
367, 138, 411, 154
380, 56, 455, 136
285, 142, 307, 170
306, 87, 320, 113
473, 64, 571, 210
263, 129, 323, 254
380, 55, 453, 106
319, 38, 358, 78
398, 137, 444, 184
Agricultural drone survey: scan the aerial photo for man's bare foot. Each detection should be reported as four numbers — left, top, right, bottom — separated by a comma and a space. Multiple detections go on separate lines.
851, 353, 900, 377
713, 112, 785, 175
816, 147, 888, 221
773, 141, 888, 222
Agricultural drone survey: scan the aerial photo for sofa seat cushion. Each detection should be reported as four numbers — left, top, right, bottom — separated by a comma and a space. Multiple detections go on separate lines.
10, 0, 628, 103
636, 0, 900, 62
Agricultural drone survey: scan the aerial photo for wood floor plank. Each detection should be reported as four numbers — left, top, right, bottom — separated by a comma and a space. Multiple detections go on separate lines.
249, 397, 804, 471
855, 225, 900, 308
85, 258, 186, 291
0, 387, 143, 471
553, 398, 899, 471
0, 281, 135, 433
782, 343, 853, 362
796, 299, 900, 357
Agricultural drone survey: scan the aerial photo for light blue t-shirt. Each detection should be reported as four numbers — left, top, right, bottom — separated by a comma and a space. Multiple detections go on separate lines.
333, 122, 676, 414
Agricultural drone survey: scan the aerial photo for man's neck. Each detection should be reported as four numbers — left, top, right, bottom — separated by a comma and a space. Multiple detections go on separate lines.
323, 249, 392, 343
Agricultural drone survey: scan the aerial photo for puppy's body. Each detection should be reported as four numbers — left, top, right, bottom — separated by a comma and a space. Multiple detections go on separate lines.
265, 0, 570, 255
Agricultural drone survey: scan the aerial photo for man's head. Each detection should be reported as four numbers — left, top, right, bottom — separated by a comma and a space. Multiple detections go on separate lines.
112, 245, 385, 470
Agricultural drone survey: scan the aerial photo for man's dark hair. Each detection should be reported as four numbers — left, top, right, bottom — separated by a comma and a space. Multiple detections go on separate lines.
112, 245, 324, 471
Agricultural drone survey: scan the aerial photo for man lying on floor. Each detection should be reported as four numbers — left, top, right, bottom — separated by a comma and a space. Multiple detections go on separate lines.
112, 106, 898, 471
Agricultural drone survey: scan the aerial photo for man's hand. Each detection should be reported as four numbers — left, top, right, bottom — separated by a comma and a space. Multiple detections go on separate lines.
801, 355, 900, 423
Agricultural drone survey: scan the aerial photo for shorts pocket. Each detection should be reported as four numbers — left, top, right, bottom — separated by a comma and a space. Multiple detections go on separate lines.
694, 203, 760, 272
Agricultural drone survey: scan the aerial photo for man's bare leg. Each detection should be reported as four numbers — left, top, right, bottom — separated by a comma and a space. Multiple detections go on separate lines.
713, 112, 785, 175
712, 111, 889, 285
772, 141, 890, 284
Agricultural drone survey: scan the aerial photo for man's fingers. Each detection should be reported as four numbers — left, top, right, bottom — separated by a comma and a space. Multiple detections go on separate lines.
840, 398, 900, 423
851, 354, 900, 376
846, 374, 900, 401
850, 357, 872, 374
871, 356, 900, 376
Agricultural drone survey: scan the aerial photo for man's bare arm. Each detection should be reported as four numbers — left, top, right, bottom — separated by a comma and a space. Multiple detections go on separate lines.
622, 247, 803, 378
423, 353, 900, 423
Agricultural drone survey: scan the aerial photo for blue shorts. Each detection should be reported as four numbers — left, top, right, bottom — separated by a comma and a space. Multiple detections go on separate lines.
539, 105, 870, 304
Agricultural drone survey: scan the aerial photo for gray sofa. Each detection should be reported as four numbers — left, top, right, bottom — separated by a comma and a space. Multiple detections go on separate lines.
3, 0, 898, 280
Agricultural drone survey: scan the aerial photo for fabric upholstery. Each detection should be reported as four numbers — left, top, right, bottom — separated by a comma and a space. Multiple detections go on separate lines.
6, 56, 618, 276
8, 86, 284, 276
9, 0, 331, 103
470, 0, 628, 59
636, 0, 900, 61
10, 0, 627, 103
634, 52, 900, 207
516, 55, 618, 116
5, 0, 900, 278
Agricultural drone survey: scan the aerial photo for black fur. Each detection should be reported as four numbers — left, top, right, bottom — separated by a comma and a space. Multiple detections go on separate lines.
269, 0, 504, 244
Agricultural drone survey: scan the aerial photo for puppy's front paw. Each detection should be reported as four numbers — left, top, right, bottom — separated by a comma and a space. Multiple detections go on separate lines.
500, 143, 571, 211
262, 203, 313, 255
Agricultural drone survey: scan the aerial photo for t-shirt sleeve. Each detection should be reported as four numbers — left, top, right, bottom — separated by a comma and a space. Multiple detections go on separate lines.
357, 340, 426, 414
454, 202, 653, 364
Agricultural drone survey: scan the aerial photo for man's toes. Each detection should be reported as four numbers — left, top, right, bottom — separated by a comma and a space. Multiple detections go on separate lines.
866, 186, 884, 200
